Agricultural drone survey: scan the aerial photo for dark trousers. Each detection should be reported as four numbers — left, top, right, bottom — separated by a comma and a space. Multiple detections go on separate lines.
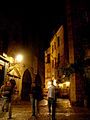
30, 95, 39, 116
32, 97, 35, 116
48, 98, 56, 120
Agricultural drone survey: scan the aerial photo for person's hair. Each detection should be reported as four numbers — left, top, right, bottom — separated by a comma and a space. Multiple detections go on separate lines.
10, 79, 16, 87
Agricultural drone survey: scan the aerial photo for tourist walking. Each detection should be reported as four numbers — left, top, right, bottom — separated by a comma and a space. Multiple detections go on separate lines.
47, 80, 57, 120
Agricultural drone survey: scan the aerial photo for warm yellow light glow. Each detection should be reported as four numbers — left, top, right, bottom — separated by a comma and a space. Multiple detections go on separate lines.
7, 57, 14, 63
15, 54, 23, 63
59, 83, 63, 88
62, 74, 65, 78
47, 81, 52, 88
53, 79, 57, 86
65, 81, 70, 87
3, 53, 7, 58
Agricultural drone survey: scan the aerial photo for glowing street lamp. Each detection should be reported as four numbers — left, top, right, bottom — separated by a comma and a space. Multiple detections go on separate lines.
15, 54, 23, 63
7, 54, 24, 79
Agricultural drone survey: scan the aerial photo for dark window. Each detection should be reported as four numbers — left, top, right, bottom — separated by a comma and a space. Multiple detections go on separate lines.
57, 70, 59, 76
47, 54, 50, 63
58, 53, 60, 65
57, 37, 60, 46
55, 57, 57, 68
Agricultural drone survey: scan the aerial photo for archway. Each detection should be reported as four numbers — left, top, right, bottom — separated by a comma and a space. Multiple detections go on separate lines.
21, 69, 32, 101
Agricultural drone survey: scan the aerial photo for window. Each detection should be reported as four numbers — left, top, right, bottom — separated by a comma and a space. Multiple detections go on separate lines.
57, 37, 60, 46
55, 58, 56, 68
58, 53, 60, 65
57, 70, 59, 76
47, 54, 50, 63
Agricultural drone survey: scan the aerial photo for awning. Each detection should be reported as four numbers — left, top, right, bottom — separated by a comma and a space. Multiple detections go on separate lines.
7, 73, 21, 79
7, 67, 21, 79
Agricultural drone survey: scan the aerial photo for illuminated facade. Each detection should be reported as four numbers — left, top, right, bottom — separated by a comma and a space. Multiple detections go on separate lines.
0, 18, 43, 101
45, 48, 51, 89
45, 25, 65, 89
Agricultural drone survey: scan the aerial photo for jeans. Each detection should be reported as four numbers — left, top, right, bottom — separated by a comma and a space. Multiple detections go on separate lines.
2, 97, 12, 118
2, 97, 9, 111
48, 98, 56, 120
30, 95, 39, 116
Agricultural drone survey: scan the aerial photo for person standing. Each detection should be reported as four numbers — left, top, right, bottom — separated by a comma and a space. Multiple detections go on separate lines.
0, 80, 16, 119
30, 83, 36, 117
30, 82, 43, 117
35, 84, 43, 115
47, 80, 56, 120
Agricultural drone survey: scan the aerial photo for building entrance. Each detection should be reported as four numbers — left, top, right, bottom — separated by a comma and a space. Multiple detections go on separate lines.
21, 69, 32, 101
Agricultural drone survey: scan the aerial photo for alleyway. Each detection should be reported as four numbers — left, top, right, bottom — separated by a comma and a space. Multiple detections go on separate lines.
0, 98, 90, 120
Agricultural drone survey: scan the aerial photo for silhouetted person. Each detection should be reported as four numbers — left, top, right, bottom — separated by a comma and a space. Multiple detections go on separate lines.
30, 82, 43, 117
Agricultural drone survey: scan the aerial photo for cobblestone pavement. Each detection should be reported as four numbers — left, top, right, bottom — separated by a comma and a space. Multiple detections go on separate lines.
0, 98, 90, 120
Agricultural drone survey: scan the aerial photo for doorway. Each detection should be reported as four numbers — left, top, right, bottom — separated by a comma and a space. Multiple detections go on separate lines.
21, 69, 32, 101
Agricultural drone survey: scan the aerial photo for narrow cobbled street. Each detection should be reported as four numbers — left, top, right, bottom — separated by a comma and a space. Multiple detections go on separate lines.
0, 98, 90, 120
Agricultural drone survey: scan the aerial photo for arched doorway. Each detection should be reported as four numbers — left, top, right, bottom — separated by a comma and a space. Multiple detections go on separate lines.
21, 69, 32, 101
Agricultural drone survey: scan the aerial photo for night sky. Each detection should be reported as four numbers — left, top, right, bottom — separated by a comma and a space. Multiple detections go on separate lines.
0, 1, 66, 50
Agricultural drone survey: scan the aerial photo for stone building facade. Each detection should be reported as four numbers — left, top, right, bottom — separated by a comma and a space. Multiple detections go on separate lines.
45, 25, 65, 89
0, 16, 44, 101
